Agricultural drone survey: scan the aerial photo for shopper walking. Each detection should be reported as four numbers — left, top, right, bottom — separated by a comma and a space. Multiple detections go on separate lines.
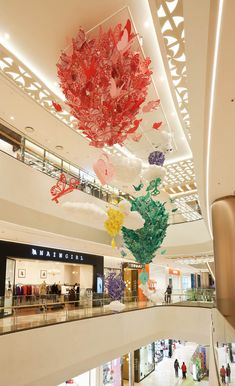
226, 363, 231, 384
174, 359, 180, 377
181, 362, 187, 379
220, 365, 226, 384
165, 284, 172, 303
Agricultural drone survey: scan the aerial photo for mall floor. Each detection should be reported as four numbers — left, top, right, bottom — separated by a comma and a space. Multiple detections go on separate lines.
124, 342, 209, 386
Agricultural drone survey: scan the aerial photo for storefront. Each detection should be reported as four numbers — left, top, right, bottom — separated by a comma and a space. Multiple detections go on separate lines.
122, 262, 148, 301
154, 339, 174, 361
103, 357, 122, 386
168, 268, 181, 291
191, 273, 201, 289
0, 240, 104, 315
123, 343, 155, 383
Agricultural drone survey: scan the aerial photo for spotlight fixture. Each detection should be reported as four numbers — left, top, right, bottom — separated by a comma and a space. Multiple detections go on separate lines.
25, 126, 35, 133
55, 145, 64, 151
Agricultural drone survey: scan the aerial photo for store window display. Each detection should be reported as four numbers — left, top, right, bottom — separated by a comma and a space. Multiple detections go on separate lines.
154, 340, 174, 361
103, 357, 122, 386
4, 258, 15, 315
139, 343, 155, 381
123, 343, 154, 383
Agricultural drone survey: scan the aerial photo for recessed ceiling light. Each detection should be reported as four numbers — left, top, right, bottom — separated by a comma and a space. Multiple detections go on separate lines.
55, 145, 64, 151
144, 21, 150, 29
4, 33, 10, 40
10, 116, 15, 121
25, 126, 35, 133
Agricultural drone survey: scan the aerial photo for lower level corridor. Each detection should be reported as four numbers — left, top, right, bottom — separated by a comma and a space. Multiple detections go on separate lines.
217, 346, 235, 385
124, 342, 209, 386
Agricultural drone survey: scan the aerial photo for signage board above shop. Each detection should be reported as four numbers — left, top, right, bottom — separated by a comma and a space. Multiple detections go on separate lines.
168, 268, 181, 276
122, 262, 145, 270
0, 240, 103, 268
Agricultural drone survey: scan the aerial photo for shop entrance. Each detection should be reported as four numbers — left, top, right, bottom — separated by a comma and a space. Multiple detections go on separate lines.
12, 258, 93, 311
122, 262, 149, 302
0, 241, 104, 317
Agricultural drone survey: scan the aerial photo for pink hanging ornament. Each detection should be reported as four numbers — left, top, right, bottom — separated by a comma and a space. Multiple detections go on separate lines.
93, 154, 115, 185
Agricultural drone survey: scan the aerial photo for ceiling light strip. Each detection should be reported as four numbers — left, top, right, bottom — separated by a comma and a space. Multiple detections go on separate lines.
206, 0, 224, 239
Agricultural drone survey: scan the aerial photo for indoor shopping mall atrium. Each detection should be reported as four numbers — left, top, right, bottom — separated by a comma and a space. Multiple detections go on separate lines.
0, 0, 234, 385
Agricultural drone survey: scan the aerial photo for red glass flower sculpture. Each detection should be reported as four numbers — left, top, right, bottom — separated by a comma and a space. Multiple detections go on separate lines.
57, 20, 153, 148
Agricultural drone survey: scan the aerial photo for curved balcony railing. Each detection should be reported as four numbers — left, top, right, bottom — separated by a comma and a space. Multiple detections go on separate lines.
0, 288, 215, 335
0, 120, 202, 224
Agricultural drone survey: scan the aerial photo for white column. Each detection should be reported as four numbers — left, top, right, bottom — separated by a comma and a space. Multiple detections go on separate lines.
94, 366, 103, 386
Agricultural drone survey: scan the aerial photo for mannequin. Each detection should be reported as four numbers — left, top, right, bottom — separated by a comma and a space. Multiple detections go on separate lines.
39, 281, 47, 296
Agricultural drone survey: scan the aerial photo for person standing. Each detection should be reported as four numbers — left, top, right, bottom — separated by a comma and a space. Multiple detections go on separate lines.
226, 363, 231, 384
165, 285, 172, 304
181, 362, 187, 379
174, 359, 180, 377
75, 283, 80, 307
220, 365, 226, 384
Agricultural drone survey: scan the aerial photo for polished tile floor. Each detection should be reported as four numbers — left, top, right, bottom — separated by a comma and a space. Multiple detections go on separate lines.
124, 343, 209, 386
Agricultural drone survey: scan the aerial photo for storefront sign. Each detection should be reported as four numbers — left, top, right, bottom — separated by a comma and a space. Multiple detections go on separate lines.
122, 262, 144, 270
31, 248, 84, 262
168, 268, 180, 276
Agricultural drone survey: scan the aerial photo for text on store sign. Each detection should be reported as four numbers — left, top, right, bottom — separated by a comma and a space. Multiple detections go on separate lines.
31, 248, 84, 261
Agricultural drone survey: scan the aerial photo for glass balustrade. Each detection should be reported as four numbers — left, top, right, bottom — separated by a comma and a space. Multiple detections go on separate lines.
0, 288, 215, 335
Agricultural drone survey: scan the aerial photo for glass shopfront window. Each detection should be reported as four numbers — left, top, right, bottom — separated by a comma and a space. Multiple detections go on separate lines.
4, 258, 15, 315
139, 343, 155, 381
103, 357, 122, 386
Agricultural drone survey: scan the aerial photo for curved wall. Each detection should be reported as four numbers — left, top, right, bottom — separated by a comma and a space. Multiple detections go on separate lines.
212, 196, 235, 329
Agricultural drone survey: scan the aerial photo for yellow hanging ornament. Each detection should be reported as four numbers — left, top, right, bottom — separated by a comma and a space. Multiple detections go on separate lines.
104, 208, 124, 247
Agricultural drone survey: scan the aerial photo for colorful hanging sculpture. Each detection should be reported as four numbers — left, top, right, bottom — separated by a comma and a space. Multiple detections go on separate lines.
104, 208, 124, 248
93, 154, 115, 185
57, 20, 154, 148
50, 173, 80, 203
148, 150, 165, 166
105, 272, 126, 301
122, 191, 169, 264
139, 270, 149, 285
146, 177, 162, 196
